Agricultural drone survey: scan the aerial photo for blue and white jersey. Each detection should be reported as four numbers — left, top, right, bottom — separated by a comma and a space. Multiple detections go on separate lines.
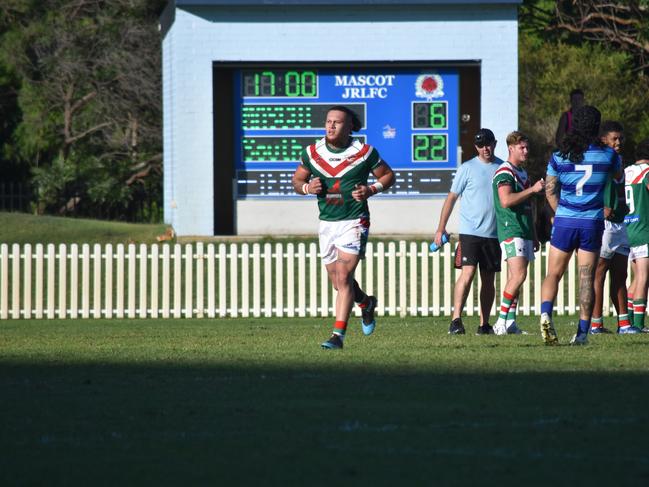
546, 144, 621, 229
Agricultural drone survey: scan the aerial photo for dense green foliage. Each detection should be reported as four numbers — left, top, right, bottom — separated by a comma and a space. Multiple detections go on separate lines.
519, 37, 649, 180
2, 316, 649, 484
520, 1, 649, 180
0, 0, 166, 220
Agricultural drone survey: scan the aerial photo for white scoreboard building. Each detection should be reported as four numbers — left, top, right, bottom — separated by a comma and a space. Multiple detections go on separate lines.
161, 0, 521, 236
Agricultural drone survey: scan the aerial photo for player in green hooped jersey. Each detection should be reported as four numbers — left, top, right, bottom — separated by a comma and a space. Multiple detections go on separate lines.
624, 138, 649, 332
491, 132, 545, 335
292, 105, 395, 350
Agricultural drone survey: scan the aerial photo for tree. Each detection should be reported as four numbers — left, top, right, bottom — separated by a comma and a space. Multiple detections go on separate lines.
522, 1, 649, 73
519, 36, 649, 181
0, 0, 166, 220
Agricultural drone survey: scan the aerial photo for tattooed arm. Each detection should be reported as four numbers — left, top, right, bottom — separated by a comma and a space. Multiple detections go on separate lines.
545, 174, 560, 213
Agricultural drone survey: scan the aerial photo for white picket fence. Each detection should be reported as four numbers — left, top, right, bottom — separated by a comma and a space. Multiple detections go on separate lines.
0, 241, 619, 320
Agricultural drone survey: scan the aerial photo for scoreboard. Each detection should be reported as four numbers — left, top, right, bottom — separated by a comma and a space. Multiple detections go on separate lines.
233, 67, 459, 197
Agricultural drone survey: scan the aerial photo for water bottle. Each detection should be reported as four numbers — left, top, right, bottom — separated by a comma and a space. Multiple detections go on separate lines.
429, 232, 449, 252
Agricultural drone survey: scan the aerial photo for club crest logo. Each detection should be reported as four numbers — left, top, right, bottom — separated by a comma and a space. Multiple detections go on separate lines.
415, 74, 444, 100
382, 125, 396, 139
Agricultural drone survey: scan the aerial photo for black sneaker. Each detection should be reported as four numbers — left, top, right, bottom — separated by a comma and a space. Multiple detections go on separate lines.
448, 318, 465, 335
476, 323, 494, 335
361, 296, 378, 336
321, 334, 344, 349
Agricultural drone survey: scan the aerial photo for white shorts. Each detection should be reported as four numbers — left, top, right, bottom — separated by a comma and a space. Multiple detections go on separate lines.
629, 244, 649, 262
319, 217, 370, 265
500, 237, 535, 261
600, 221, 630, 259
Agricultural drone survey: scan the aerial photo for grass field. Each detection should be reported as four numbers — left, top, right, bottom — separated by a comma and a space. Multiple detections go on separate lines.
0, 212, 171, 246
2, 316, 649, 486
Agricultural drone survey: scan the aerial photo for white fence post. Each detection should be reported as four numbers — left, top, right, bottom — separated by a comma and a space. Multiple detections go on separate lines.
70, 244, 79, 319
377, 242, 385, 317
308, 243, 318, 317
522, 253, 531, 315
184, 244, 193, 318
365, 241, 374, 298
206, 244, 215, 319
534, 247, 543, 315
128, 244, 137, 319
173, 244, 182, 319
218, 243, 227, 318
0, 244, 8, 319
319, 250, 328, 317
230, 243, 238, 318
140, 244, 149, 319
420, 242, 429, 317
297, 243, 306, 318
252, 243, 261, 318
274, 243, 283, 318
12, 244, 20, 319
409, 242, 418, 317
567, 251, 576, 315
443, 243, 452, 316
241, 243, 249, 318
161, 244, 170, 319
115, 244, 124, 319
81, 244, 90, 319
23, 244, 32, 319
287, 243, 295, 318
105, 244, 113, 319
195, 243, 204, 319
58, 244, 67, 319
150, 244, 159, 319
93, 244, 102, 319
398, 241, 407, 317
263, 243, 272, 317
388, 242, 396, 316
35, 244, 44, 319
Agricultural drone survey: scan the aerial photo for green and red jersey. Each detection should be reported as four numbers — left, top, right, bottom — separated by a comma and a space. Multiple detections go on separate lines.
300, 137, 382, 222
624, 162, 649, 246
492, 161, 534, 242
603, 175, 628, 224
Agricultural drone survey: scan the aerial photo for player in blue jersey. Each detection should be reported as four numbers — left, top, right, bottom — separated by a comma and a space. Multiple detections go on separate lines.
540, 105, 623, 345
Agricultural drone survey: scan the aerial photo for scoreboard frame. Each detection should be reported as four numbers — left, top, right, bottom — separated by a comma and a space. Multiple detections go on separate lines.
212, 61, 481, 232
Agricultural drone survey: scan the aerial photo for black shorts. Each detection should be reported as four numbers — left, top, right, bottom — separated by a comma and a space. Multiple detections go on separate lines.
456, 234, 501, 272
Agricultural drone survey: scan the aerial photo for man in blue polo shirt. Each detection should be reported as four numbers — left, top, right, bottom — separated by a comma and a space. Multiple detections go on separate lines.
540, 105, 623, 345
433, 128, 504, 335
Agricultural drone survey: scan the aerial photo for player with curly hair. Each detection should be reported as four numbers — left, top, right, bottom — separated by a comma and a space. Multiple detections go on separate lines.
540, 105, 624, 345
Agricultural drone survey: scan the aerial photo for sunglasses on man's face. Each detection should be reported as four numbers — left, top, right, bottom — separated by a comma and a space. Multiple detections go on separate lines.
475, 140, 493, 148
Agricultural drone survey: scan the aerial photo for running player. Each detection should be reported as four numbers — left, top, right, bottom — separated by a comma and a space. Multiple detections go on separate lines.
540, 105, 623, 345
591, 121, 638, 334
492, 132, 545, 335
625, 138, 649, 333
292, 105, 395, 350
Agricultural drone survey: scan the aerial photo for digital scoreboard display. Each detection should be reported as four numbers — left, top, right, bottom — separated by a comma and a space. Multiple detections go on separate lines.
234, 67, 459, 197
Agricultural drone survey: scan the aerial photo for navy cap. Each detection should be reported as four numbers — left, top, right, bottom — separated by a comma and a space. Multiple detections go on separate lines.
474, 128, 495, 146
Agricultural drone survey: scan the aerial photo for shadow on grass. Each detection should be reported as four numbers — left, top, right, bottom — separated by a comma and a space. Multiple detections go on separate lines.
2, 361, 649, 486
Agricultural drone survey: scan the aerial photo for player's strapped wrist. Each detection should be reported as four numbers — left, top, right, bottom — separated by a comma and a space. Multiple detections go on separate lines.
369, 182, 384, 195
301, 183, 310, 195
